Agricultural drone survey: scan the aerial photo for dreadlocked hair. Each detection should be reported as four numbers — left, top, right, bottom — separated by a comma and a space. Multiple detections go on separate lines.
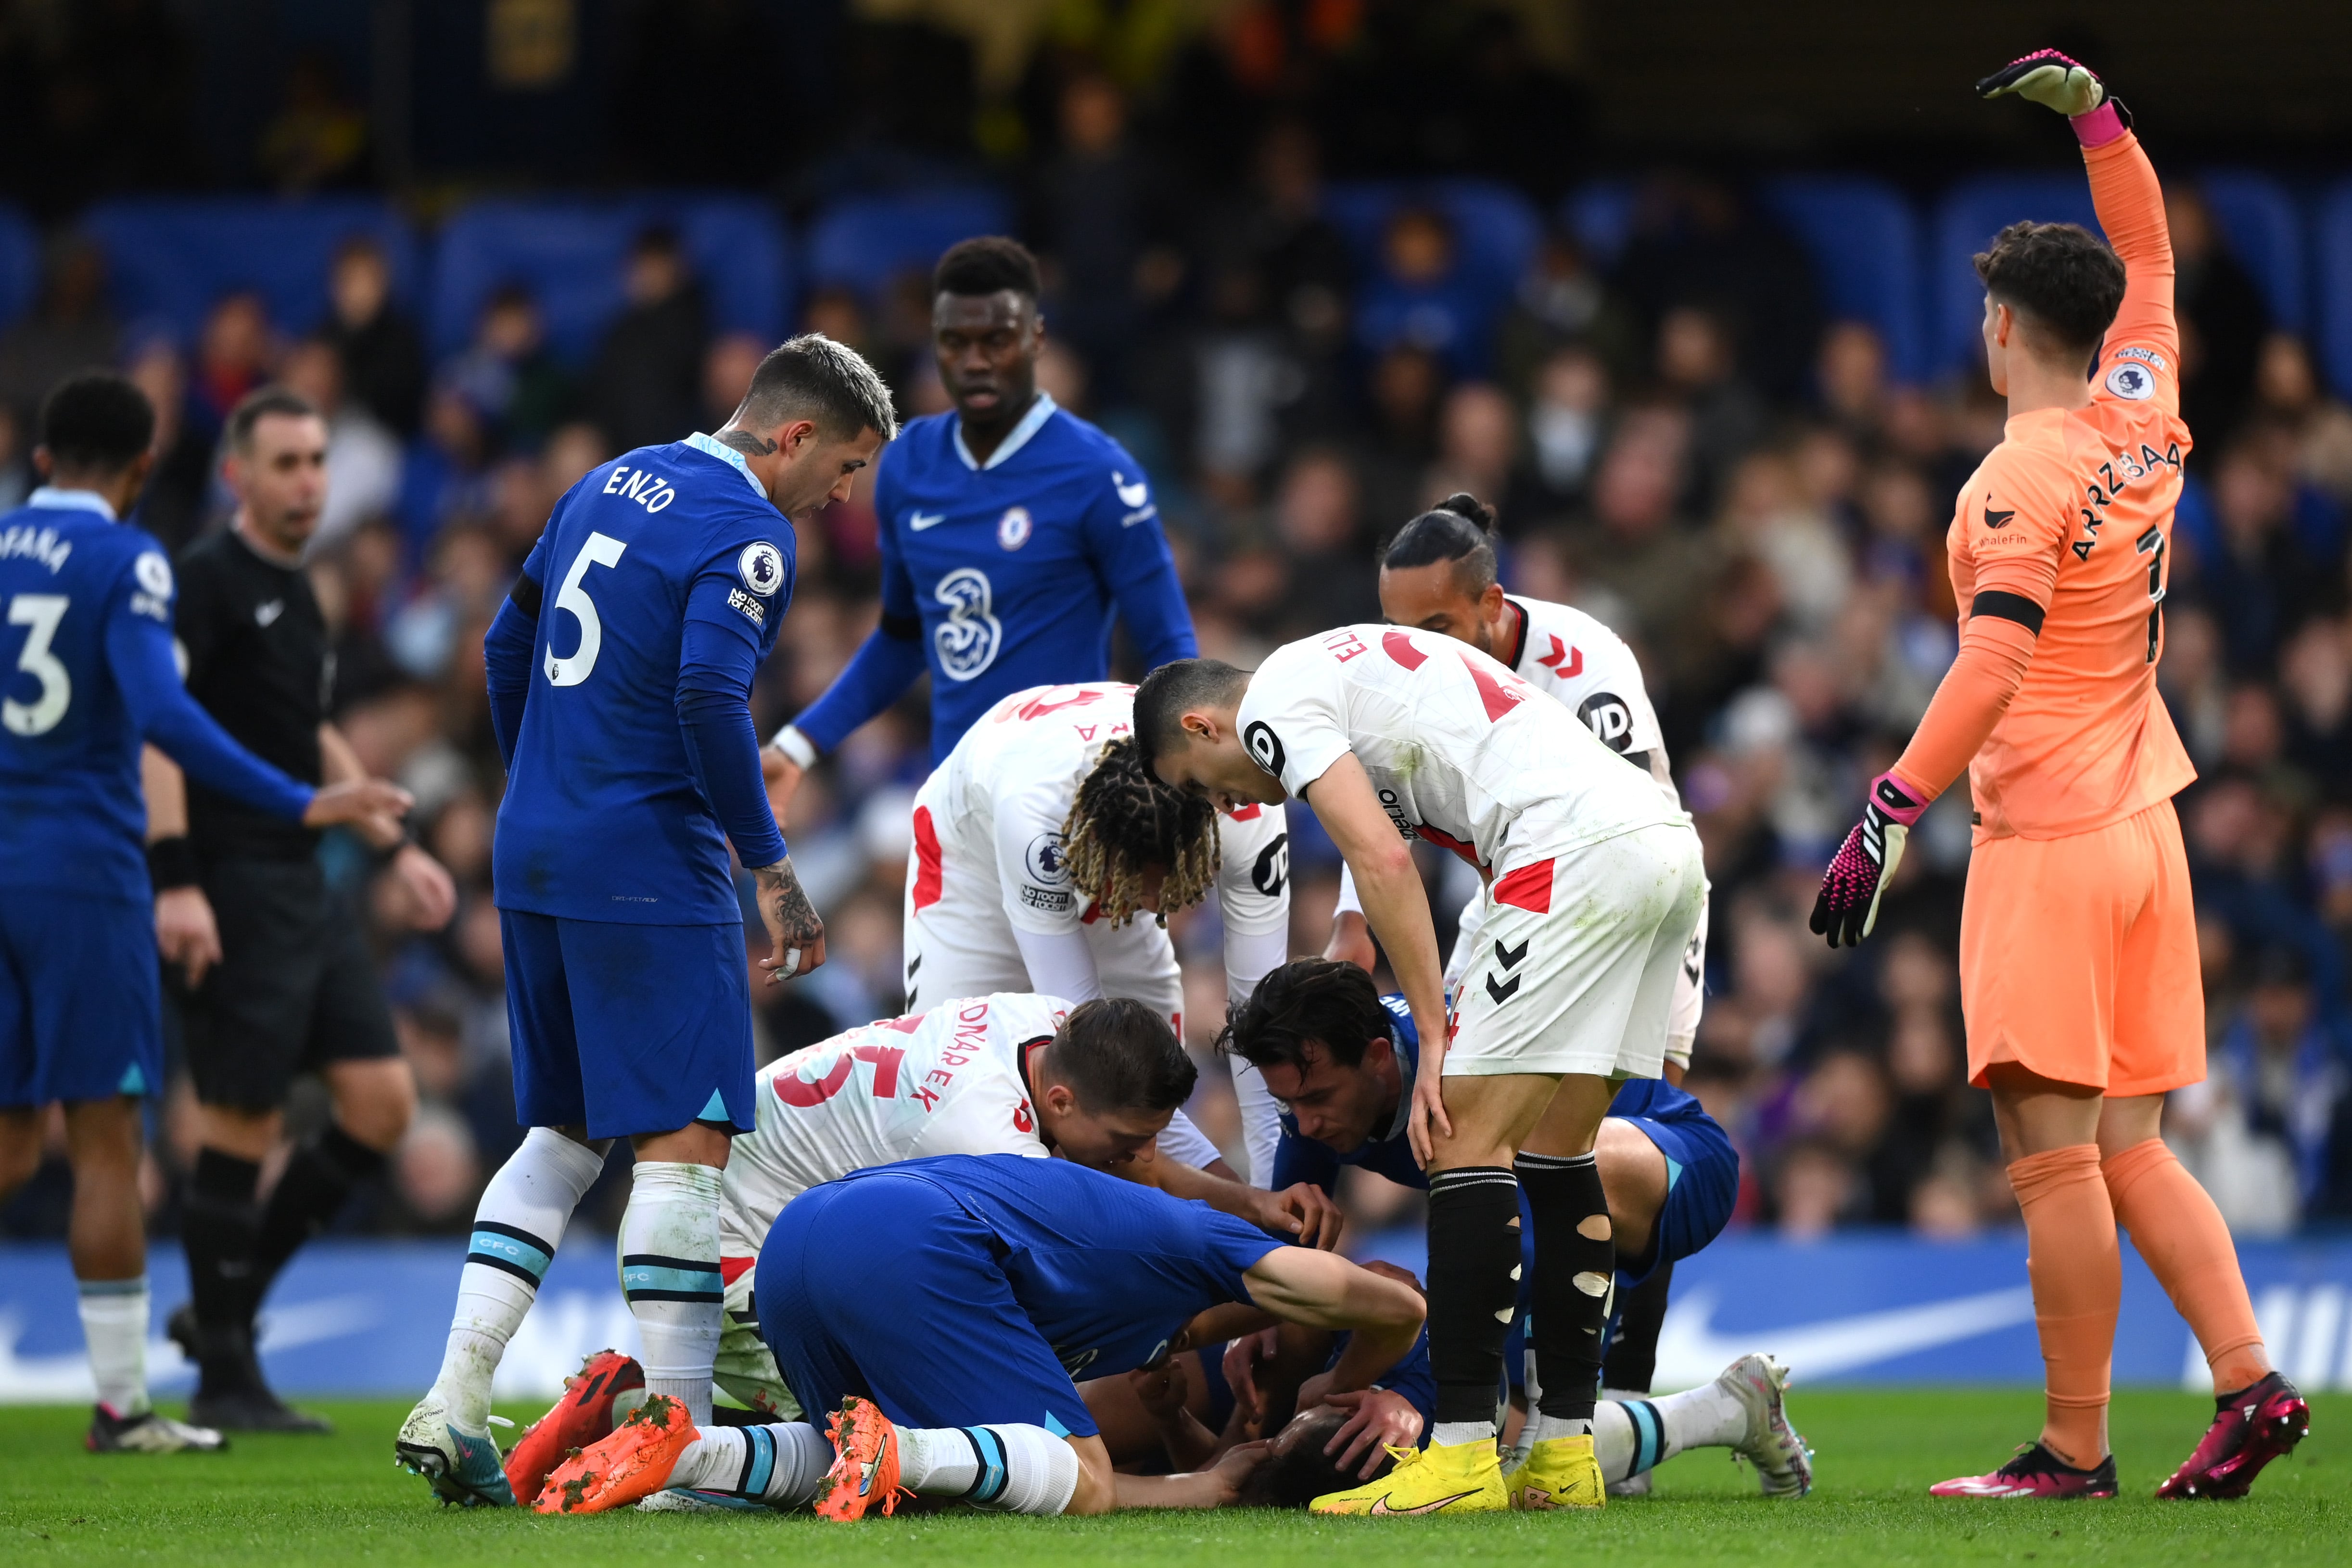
1061, 737, 1220, 928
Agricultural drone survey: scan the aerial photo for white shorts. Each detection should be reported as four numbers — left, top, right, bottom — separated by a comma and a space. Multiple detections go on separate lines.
1447, 845, 1709, 1071
1445, 822, 1706, 1080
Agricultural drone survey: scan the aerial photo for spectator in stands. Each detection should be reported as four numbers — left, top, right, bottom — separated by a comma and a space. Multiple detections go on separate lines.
1030, 70, 1179, 398
125, 334, 212, 553
0, 404, 28, 512
586, 226, 708, 453
258, 51, 368, 194
1815, 321, 1890, 444
1610, 172, 1820, 402
280, 337, 401, 550
190, 292, 275, 442
701, 331, 766, 433
1354, 204, 1494, 379
1657, 303, 1767, 510
1494, 229, 1639, 402
326, 235, 425, 437
1354, 342, 1445, 528
0, 233, 117, 421
1267, 446, 1378, 637
1519, 344, 1611, 521
2212, 948, 2347, 1225
394, 386, 495, 567
1423, 381, 1532, 528
1564, 410, 1711, 651
2194, 440, 2325, 676
2168, 185, 2271, 445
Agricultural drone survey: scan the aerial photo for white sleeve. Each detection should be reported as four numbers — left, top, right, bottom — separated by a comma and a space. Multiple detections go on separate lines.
1333, 863, 1362, 917
1214, 803, 1293, 939
1155, 1108, 1223, 1172
1236, 641, 1353, 797
996, 782, 1085, 935
1012, 926, 1103, 1002
1228, 1057, 1285, 1188
1224, 924, 1289, 1012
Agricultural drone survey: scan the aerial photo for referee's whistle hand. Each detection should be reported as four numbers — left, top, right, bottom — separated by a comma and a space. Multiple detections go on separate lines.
304, 778, 412, 838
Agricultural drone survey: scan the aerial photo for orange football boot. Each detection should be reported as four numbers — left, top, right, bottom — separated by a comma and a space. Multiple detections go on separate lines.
534, 1393, 699, 1515
813, 1397, 908, 1520
504, 1350, 644, 1503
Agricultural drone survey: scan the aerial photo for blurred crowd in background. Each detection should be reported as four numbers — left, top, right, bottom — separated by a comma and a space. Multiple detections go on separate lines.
2, 2, 2352, 1251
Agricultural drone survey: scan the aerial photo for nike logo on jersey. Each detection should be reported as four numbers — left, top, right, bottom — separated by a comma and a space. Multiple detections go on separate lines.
908, 511, 946, 531
1982, 505, 2015, 530
254, 599, 284, 626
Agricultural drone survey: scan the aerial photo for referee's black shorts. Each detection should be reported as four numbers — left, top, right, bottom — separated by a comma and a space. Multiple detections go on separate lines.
172, 857, 401, 1111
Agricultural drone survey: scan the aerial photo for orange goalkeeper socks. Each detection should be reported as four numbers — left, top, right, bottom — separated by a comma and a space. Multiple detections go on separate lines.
2009, 1144, 2118, 1466
2103, 1137, 2271, 1393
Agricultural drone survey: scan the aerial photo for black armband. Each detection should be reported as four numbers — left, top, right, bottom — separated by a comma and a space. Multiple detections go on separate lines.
1970, 590, 2046, 635
509, 573, 544, 617
879, 612, 920, 640
148, 836, 200, 891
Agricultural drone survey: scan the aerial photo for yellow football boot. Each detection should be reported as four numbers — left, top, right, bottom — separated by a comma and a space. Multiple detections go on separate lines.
1309, 1438, 1509, 1516
1502, 1432, 1606, 1510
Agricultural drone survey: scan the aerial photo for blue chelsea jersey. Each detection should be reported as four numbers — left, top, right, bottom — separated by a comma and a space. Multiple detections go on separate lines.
494, 441, 794, 925
799, 395, 1195, 763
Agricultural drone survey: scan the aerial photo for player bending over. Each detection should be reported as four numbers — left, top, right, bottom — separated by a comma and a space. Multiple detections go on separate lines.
1137, 631, 1705, 1513
396, 336, 895, 1506
1811, 52, 2305, 1501
528, 1154, 1424, 1517
904, 679, 1296, 1184
1329, 493, 1710, 1468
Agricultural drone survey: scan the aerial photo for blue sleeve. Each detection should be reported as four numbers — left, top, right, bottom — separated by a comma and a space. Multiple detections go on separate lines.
1270, 1131, 1343, 1196
484, 578, 539, 771
791, 510, 923, 753
104, 567, 313, 821
678, 575, 787, 869
1080, 457, 1195, 670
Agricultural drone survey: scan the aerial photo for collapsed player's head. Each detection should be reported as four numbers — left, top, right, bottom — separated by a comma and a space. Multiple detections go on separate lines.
1133, 658, 1281, 811
932, 236, 1043, 430
223, 386, 329, 553
1032, 997, 1197, 1169
1220, 959, 1399, 1152
35, 369, 155, 512
1061, 737, 1220, 928
1235, 1404, 1398, 1507
1974, 220, 2126, 394
1378, 492, 1506, 657
725, 332, 898, 520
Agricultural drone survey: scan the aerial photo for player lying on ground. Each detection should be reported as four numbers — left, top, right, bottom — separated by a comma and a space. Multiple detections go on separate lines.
0, 372, 411, 1455
1810, 51, 2307, 1502
529, 1154, 1424, 1517
1138, 630, 1705, 1513
1326, 493, 1711, 1481
496, 992, 1337, 1496
902, 680, 1294, 1182
397, 336, 897, 1507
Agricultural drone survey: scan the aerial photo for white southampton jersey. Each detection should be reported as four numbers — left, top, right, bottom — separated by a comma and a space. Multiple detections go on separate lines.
1239, 625, 1678, 873
1501, 597, 1679, 807
716, 993, 1064, 1259
914, 682, 1291, 942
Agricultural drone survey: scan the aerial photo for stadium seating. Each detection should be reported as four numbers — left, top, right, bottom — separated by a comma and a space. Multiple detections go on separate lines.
1763, 176, 1928, 385
802, 188, 1013, 300
2316, 180, 2352, 399
0, 206, 35, 334
80, 197, 421, 344
428, 197, 791, 364
1324, 178, 1543, 301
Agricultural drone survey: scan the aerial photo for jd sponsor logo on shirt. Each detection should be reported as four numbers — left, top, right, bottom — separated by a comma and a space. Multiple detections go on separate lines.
997, 507, 1032, 551
1243, 720, 1285, 778
737, 541, 785, 597
2105, 361, 2156, 401
1252, 832, 1289, 897
1577, 690, 1635, 753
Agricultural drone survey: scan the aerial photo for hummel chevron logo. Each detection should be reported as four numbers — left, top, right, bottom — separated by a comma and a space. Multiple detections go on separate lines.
1535, 635, 1582, 677
1493, 938, 1528, 969
1982, 503, 2016, 530
908, 511, 946, 531
1486, 973, 1520, 1004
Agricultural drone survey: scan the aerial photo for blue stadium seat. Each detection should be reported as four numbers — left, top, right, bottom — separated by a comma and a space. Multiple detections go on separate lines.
80, 198, 420, 345
802, 189, 1013, 299
1931, 175, 2101, 374
429, 197, 791, 364
2319, 180, 2352, 400
2198, 170, 2305, 332
1763, 176, 1926, 384
0, 206, 36, 334
1322, 178, 1542, 300
1559, 179, 1634, 267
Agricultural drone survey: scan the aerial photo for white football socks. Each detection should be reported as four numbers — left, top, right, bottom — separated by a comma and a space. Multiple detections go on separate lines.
1592, 1382, 1748, 1482
434, 1127, 606, 1428
667, 1422, 835, 1507
619, 1160, 725, 1425
900, 1423, 1081, 1514
77, 1276, 150, 1417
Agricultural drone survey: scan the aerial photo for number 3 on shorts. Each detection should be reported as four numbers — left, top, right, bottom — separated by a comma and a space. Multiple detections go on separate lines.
543, 532, 628, 688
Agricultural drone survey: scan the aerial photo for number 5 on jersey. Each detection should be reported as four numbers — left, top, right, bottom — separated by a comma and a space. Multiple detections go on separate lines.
544, 532, 627, 687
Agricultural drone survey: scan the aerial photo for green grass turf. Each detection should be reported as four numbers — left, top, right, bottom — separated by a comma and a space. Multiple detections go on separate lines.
0, 1392, 2342, 1567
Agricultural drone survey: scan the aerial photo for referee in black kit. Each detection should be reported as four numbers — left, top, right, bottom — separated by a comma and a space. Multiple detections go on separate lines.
143, 386, 456, 1431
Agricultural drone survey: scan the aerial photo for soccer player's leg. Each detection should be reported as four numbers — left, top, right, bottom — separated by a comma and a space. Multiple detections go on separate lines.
399, 911, 606, 1506
2099, 802, 2306, 1497
1594, 1355, 1808, 1498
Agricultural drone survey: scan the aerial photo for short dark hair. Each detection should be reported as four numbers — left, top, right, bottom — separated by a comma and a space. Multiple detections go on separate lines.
227, 385, 321, 453
1236, 1407, 1398, 1507
1973, 221, 2126, 359
38, 370, 154, 474
1381, 491, 1498, 595
1220, 959, 1393, 1073
1042, 997, 1197, 1114
735, 332, 899, 442
934, 236, 1041, 302
1131, 658, 1249, 768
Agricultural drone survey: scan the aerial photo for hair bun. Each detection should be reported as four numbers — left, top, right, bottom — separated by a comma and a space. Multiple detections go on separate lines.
1438, 492, 1495, 532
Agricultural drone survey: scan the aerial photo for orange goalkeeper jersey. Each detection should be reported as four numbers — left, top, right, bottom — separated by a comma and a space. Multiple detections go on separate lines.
1946, 130, 2197, 842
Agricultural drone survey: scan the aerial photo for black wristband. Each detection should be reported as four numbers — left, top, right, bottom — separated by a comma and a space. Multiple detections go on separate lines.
148, 836, 200, 891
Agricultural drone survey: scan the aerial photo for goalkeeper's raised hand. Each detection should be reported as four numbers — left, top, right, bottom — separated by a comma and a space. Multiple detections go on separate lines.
1809, 770, 1928, 950
1976, 49, 2105, 116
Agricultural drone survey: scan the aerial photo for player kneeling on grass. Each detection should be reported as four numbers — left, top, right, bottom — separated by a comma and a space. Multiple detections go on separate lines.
530, 1153, 1423, 1517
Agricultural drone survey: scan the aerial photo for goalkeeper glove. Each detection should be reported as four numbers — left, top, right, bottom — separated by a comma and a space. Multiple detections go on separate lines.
1809, 770, 1928, 950
1976, 49, 2105, 115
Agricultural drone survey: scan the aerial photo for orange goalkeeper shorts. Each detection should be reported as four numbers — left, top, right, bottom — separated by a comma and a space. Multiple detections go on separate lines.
1959, 797, 2204, 1097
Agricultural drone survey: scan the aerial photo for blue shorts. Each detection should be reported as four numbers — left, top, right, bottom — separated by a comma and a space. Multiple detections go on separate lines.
0, 893, 159, 1108
755, 1170, 1098, 1439
499, 911, 755, 1140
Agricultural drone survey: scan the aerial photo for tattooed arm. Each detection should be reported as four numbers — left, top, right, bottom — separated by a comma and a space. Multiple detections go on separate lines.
751, 857, 827, 982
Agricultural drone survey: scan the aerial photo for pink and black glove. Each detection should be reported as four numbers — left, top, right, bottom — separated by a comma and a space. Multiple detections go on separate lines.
1810, 770, 1928, 950
1976, 49, 2129, 145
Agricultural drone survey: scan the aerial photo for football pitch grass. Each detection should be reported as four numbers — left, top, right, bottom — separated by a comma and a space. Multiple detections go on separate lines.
0, 1391, 2342, 1566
